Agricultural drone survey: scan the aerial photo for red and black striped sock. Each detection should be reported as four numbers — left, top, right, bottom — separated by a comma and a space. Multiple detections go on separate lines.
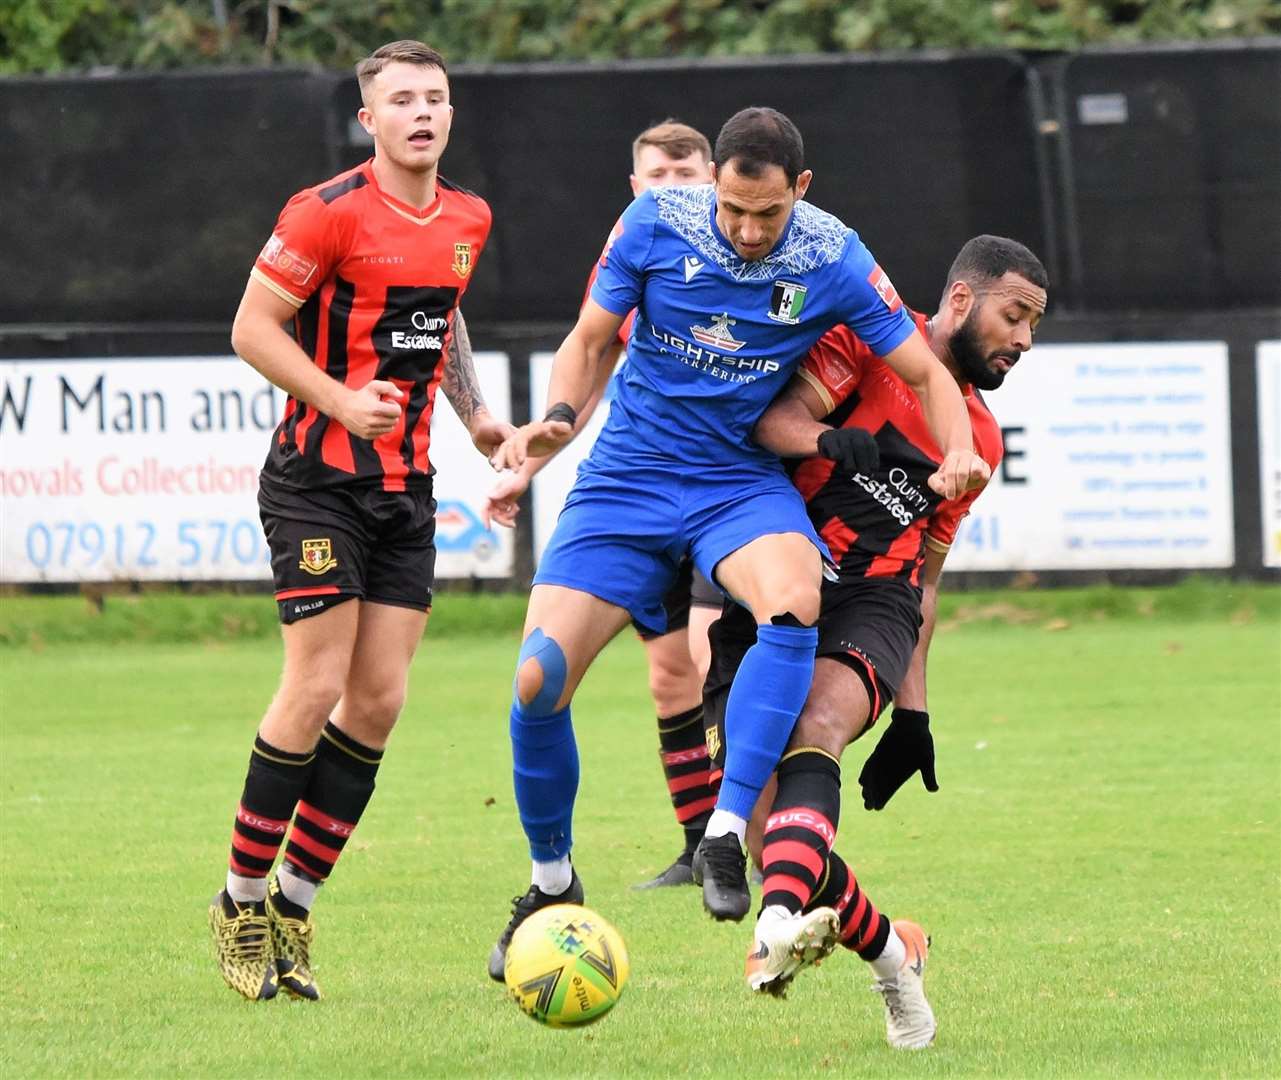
228, 735, 317, 888
760, 747, 842, 914
809, 849, 891, 959
656, 705, 718, 852
282, 722, 383, 886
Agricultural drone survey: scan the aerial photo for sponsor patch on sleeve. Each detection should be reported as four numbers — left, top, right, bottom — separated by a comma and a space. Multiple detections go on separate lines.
866, 264, 902, 312
259, 233, 318, 287
808, 347, 856, 395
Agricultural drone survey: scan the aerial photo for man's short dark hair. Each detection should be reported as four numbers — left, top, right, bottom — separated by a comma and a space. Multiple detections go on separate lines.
356, 41, 448, 102
713, 107, 805, 187
945, 235, 1049, 298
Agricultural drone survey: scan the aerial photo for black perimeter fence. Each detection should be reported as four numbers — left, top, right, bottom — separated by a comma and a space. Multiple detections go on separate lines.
2, 40, 1279, 582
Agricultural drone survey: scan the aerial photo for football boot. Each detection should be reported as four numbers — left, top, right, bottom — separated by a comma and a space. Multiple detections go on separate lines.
487, 871, 584, 983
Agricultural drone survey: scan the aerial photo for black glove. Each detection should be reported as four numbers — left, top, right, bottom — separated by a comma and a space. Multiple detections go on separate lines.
857, 708, 938, 811
817, 426, 879, 475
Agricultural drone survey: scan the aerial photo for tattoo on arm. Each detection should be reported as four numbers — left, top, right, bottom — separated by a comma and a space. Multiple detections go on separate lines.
441, 310, 487, 424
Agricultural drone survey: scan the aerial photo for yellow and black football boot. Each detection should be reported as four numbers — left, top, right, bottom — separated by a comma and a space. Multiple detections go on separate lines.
209, 890, 278, 1001
267, 879, 321, 1001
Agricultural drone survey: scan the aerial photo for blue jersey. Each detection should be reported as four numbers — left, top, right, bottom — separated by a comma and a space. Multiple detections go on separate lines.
588, 184, 915, 470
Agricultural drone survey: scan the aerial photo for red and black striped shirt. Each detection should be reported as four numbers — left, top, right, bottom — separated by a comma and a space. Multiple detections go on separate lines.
250, 158, 491, 491
791, 311, 1003, 585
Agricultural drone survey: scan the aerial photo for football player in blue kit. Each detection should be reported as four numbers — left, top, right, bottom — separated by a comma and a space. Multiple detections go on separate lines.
486, 106, 990, 980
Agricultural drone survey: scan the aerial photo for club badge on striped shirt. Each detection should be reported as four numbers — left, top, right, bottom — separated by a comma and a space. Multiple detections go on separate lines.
452, 242, 474, 278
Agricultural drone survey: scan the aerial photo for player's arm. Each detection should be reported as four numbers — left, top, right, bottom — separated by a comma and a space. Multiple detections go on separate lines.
231, 277, 402, 439
752, 375, 828, 454
484, 338, 623, 528
897, 544, 946, 710
879, 331, 988, 500
488, 298, 626, 471
855, 544, 945, 811
753, 374, 880, 475
441, 311, 516, 457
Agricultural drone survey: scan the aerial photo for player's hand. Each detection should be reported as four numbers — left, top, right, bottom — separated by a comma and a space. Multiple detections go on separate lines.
817, 427, 879, 475
857, 708, 938, 810
927, 449, 990, 500
467, 411, 517, 457
488, 420, 574, 471
339, 380, 404, 440
483, 470, 529, 529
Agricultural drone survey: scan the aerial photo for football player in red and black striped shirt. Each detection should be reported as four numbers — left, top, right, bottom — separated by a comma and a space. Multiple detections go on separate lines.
208, 40, 511, 1002
705, 235, 1048, 1045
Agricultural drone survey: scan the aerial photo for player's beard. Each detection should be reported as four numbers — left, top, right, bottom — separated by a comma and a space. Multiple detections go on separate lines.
949, 309, 1006, 391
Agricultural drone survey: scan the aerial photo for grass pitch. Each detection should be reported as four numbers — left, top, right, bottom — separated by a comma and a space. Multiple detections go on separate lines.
1, 584, 1278, 1077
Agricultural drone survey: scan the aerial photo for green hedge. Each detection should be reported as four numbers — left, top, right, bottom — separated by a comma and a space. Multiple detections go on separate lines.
4, 0, 1279, 75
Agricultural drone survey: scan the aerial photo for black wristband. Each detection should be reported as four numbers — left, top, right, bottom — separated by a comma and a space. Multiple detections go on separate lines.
891, 707, 930, 727
543, 401, 578, 426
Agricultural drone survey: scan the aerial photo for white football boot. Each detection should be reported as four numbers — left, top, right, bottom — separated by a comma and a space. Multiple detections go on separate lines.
744, 905, 839, 996
872, 919, 936, 1049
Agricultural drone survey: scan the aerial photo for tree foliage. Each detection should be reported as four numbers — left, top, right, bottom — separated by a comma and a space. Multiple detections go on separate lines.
3, 0, 1279, 74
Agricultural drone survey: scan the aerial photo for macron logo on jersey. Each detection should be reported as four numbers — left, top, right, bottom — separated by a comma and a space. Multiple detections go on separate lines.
867, 264, 902, 312
683, 255, 705, 282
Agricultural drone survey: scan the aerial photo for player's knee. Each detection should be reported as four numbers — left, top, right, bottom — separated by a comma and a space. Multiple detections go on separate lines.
348, 682, 407, 731
761, 583, 820, 627
514, 658, 544, 708
646, 655, 700, 716
279, 669, 346, 724
514, 628, 569, 715
687, 636, 713, 683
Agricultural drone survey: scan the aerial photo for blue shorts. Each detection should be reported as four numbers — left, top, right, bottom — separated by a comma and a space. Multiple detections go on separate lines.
534, 458, 827, 636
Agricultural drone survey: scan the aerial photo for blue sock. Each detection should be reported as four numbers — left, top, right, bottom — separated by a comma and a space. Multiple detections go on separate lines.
510, 700, 578, 862
717, 622, 818, 819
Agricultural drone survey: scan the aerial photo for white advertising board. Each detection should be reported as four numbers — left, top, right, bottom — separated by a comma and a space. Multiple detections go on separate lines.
1257, 341, 1281, 569
943, 342, 1234, 570
0, 355, 513, 582
528, 341, 1235, 573
528, 351, 620, 563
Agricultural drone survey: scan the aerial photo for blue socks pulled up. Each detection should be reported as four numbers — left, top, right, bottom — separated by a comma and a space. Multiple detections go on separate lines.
716, 621, 818, 820
510, 699, 578, 862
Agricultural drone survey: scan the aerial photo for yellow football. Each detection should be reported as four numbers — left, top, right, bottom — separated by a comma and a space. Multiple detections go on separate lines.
504, 903, 629, 1028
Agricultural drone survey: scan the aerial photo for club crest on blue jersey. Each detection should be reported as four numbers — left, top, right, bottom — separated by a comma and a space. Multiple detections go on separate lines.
690, 313, 746, 352
768, 280, 808, 324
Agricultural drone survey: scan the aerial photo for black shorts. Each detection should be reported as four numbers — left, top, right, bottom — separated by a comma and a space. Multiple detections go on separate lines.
258, 474, 437, 624
815, 576, 922, 718
701, 577, 921, 768
633, 558, 723, 641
